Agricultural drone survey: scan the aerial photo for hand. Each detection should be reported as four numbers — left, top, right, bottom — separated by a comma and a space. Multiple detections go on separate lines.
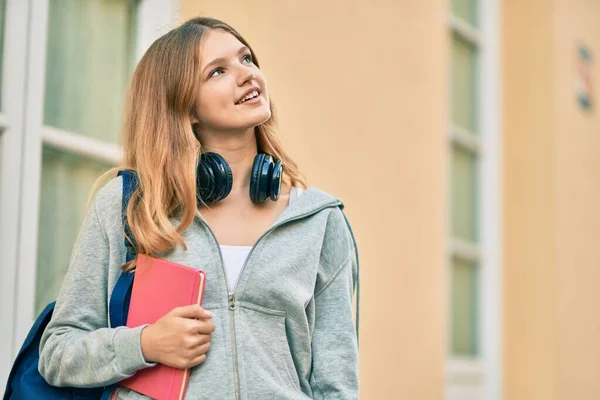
140, 304, 216, 369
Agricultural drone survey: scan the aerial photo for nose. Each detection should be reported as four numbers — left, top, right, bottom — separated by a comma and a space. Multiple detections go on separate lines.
237, 67, 256, 86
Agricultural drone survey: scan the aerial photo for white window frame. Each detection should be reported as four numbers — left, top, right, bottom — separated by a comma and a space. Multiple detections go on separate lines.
0, 0, 30, 386
0, 0, 180, 389
446, 1, 502, 400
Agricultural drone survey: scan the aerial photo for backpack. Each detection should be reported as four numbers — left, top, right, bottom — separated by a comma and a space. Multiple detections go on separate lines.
4, 170, 139, 400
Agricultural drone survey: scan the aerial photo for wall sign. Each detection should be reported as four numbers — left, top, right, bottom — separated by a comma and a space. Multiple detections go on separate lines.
576, 45, 594, 112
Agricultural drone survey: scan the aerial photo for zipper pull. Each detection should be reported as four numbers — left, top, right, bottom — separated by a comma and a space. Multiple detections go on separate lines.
229, 292, 236, 311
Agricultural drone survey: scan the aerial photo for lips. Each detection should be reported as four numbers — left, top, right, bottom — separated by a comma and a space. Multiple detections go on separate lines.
236, 86, 260, 105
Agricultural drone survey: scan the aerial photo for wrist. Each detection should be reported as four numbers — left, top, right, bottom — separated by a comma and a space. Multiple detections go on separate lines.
140, 324, 157, 363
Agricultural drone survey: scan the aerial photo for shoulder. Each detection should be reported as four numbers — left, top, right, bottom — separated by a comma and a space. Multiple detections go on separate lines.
93, 174, 124, 209
295, 186, 344, 210
321, 205, 356, 262
304, 186, 357, 273
302, 186, 352, 233
90, 174, 125, 231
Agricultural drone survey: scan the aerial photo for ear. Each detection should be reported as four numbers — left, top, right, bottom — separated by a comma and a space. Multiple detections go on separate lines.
190, 113, 203, 139
189, 106, 201, 125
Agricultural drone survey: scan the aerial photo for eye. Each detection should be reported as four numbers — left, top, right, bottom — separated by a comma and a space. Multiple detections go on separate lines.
209, 67, 224, 78
242, 54, 253, 64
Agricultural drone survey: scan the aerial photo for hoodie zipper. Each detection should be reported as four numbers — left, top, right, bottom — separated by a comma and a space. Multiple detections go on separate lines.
199, 201, 341, 400
227, 292, 240, 400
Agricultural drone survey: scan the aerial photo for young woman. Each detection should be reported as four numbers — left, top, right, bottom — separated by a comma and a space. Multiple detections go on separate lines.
38, 17, 359, 399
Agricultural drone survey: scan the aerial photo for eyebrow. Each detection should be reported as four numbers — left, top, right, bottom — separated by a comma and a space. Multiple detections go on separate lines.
202, 46, 250, 75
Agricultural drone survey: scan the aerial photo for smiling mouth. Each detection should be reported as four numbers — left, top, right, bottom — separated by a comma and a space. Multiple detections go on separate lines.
236, 90, 260, 105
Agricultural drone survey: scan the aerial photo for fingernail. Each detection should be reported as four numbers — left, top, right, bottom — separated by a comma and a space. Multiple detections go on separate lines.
205, 311, 216, 318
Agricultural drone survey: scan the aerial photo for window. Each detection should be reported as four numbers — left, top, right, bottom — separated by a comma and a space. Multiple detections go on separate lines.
0, 0, 176, 387
0, 0, 6, 181
1, 0, 32, 384
447, 0, 501, 399
450, 0, 481, 360
35, 0, 138, 314
0, 0, 5, 112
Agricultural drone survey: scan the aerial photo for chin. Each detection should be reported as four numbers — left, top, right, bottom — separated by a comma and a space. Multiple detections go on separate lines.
212, 105, 271, 131
245, 107, 272, 127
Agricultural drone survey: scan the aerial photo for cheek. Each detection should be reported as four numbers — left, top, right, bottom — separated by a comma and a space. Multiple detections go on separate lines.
197, 87, 233, 121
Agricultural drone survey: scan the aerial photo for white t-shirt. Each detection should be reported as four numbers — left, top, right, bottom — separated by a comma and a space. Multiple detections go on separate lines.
220, 187, 304, 291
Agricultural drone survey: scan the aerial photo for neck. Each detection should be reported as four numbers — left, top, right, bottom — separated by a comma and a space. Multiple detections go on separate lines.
198, 127, 257, 194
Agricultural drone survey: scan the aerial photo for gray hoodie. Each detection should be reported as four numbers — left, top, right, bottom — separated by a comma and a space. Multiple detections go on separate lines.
38, 176, 359, 399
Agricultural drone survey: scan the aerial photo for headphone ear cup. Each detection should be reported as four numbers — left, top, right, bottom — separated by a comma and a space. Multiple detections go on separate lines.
257, 155, 274, 203
210, 152, 233, 201
197, 153, 216, 202
270, 159, 283, 201
197, 152, 232, 203
250, 153, 265, 203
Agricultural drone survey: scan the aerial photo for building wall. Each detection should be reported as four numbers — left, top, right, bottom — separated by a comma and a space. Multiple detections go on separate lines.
503, 0, 558, 398
554, 0, 600, 398
181, 1, 448, 399
504, 0, 600, 399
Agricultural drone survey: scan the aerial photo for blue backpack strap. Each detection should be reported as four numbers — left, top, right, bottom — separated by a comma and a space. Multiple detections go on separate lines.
101, 170, 140, 400
109, 169, 139, 329
117, 169, 139, 263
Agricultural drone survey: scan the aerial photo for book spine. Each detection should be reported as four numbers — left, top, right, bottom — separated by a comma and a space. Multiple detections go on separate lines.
179, 369, 190, 400
196, 273, 205, 305
178, 272, 204, 400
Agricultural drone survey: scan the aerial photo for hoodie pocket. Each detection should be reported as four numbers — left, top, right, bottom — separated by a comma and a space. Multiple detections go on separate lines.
237, 302, 301, 394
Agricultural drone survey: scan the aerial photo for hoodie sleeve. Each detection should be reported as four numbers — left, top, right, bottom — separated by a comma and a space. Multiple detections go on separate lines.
38, 182, 155, 388
309, 208, 359, 399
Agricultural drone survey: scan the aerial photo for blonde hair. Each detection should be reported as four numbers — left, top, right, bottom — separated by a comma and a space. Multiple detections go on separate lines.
94, 17, 306, 271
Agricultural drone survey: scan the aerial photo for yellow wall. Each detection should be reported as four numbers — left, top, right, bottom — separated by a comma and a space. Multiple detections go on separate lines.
176, 0, 600, 398
503, 0, 558, 397
554, 0, 600, 398
504, 0, 600, 399
181, 2, 448, 399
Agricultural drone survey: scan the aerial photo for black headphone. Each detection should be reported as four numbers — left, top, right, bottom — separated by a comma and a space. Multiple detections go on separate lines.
196, 152, 283, 204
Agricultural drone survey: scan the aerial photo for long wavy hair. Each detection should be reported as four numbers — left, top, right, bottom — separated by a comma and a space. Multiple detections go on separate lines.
93, 17, 307, 271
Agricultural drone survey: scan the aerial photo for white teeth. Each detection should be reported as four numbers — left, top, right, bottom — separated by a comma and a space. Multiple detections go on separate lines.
239, 90, 259, 104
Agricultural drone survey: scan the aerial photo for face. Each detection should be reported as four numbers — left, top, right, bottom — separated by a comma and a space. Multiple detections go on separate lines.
193, 29, 271, 133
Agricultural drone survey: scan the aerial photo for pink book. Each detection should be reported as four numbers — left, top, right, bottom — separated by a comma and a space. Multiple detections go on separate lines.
119, 253, 207, 400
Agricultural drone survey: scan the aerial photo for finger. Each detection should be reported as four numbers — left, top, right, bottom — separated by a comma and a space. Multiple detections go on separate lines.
196, 320, 216, 334
186, 319, 215, 335
189, 354, 207, 368
191, 342, 211, 358
196, 332, 212, 346
183, 334, 203, 349
172, 304, 215, 319
183, 332, 211, 349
